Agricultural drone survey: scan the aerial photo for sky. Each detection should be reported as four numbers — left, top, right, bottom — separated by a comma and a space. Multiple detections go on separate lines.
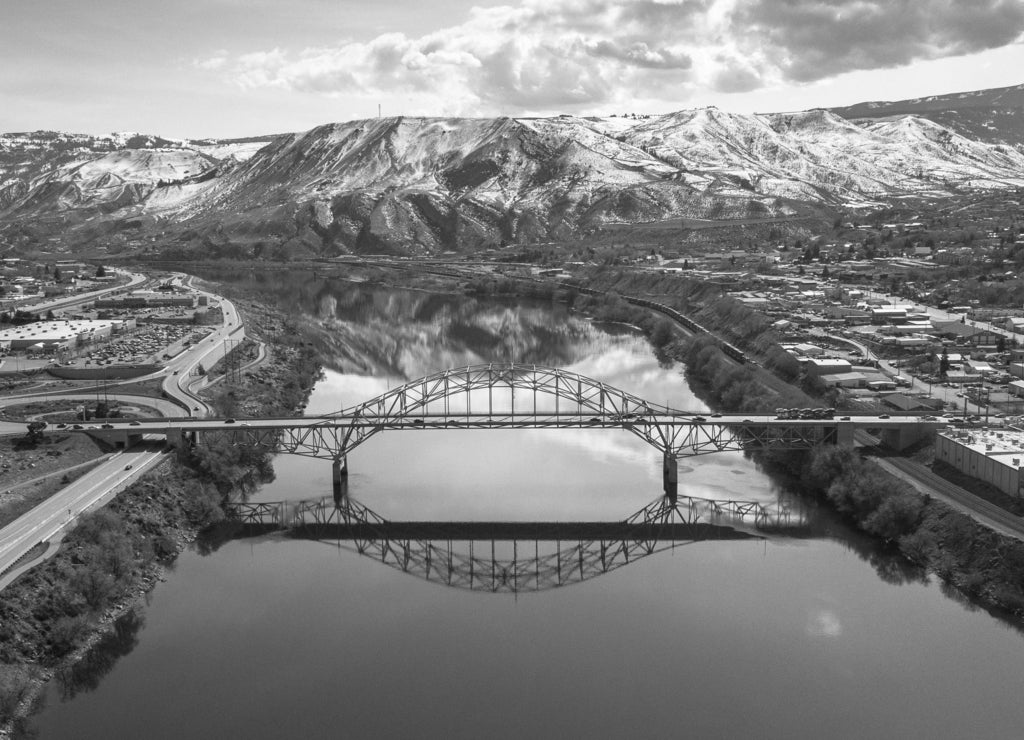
3, 0, 1024, 139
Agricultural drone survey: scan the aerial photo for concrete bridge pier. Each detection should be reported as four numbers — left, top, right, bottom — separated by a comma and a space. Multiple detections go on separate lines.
663, 454, 678, 504
880, 424, 935, 452
332, 456, 349, 504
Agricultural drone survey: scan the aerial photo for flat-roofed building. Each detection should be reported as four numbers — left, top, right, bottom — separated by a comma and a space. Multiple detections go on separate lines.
818, 371, 868, 388
805, 358, 852, 376
0, 320, 119, 351
871, 307, 907, 324
936, 429, 1024, 498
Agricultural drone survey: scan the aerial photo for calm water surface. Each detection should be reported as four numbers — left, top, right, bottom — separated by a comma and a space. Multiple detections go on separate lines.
25, 280, 1024, 739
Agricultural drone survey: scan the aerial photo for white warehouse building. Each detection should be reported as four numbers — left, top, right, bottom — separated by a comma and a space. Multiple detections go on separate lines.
0, 320, 128, 352
935, 429, 1024, 499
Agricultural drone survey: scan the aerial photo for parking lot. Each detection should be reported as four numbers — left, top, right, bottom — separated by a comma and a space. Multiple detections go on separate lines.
81, 324, 214, 366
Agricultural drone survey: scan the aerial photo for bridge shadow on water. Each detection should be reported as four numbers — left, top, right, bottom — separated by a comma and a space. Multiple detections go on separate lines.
216, 493, 812, 594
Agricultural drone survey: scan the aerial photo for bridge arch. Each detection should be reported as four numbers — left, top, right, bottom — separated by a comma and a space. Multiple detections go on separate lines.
212, 363, 843, 499
315, 362, 677, 458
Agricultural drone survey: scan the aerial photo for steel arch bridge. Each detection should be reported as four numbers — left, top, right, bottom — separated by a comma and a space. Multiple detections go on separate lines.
224, 494, 807, 594
197, 363, 841, 499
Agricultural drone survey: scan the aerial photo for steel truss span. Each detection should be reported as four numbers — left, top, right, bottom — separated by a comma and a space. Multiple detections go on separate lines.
224, 495, 807, 594
201, 363, 837, 461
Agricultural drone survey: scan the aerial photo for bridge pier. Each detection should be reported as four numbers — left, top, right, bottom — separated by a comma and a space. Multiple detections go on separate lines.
663, 454, 678, 504
332, 456, 349, 504
880, 424, 937, 452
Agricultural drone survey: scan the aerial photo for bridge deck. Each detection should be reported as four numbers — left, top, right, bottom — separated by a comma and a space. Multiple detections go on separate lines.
71, 411, 941, 433
287, 520, 763, 541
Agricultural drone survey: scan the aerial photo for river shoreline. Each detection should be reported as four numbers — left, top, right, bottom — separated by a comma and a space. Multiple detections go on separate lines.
5, 263, 1024, 735
0, 280, 324, 737
677, 335, 1024, 625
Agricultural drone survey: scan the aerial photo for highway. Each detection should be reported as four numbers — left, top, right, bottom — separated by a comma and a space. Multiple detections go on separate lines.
0, 276, 245, 590
0, 442, 168, 588
16, 270, 148, 315
0, 275, 244, 419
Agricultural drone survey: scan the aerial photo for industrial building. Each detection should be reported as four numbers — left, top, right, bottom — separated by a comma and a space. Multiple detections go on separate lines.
935, 428, 1024, 498
0, 319, 130, 352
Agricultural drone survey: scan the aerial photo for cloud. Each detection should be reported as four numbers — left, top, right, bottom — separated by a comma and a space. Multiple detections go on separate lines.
736, 0, 1024, 83
193, 50, 229, 71
584, 40, 693, 69
193, 0, 1024, 114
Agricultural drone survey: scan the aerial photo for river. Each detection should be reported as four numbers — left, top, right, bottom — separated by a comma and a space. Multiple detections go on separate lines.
23, 278, 1024, 739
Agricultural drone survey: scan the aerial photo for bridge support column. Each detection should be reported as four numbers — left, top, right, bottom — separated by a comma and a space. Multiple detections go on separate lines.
332, 456, 349, 504
663, 454, 678, 504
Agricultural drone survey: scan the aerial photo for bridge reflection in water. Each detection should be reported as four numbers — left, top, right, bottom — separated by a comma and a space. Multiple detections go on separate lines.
225, 494, 808, 594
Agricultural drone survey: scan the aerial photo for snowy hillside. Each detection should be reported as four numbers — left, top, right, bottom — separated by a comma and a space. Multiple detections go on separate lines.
2, 88, 1024, 255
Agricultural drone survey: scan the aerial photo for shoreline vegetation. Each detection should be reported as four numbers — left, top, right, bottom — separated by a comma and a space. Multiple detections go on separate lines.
461, 264, 1024, 622
3, 261, 1024, 733
0, 281, 324, 736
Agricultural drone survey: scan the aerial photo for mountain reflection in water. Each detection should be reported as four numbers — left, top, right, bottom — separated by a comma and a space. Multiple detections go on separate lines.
200, 268, 613, 379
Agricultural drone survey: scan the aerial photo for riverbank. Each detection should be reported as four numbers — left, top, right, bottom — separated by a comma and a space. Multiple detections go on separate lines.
677, 334, 1024, 623
0, 459, 222, 736
0, 285, 323, 737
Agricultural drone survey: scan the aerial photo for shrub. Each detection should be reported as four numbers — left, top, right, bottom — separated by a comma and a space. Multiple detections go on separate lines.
49, 614, 92, 656
863, 493, 924, 541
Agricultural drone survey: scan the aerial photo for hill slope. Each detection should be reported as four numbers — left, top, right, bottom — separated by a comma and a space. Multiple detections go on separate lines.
831, 82, 1024, 146
2, 86, 1024, 257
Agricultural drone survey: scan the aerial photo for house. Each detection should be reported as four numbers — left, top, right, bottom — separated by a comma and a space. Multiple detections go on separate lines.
883, 393, 943, 412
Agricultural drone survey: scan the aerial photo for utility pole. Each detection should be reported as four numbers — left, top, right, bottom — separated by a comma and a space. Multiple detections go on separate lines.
222, 338, 241, 384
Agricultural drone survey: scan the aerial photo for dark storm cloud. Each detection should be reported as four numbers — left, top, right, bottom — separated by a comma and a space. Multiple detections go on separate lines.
205, 0, 1024, 114
737, 0, 1024, 82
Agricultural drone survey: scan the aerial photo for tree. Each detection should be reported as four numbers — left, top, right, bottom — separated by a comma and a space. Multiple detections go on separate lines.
25, 420, 47, 444
650, 319, 674, 349
821, 265, 831, 279
939, 348, 950, 377
54, 267, 63, 283
95, 265, 106, 278
996, 334, 1006, 353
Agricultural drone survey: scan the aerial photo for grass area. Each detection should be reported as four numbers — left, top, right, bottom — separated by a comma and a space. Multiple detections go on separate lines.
0, 434, 109, 528
0, 399, 165, 423
0, 460, 106, 529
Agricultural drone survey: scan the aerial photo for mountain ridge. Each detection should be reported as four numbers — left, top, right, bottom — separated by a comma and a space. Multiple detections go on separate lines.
2, 83, 1023, 257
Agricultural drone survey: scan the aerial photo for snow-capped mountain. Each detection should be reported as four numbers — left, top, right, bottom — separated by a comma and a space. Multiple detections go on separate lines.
2, 83, 1023, 256
830, 82, 1024, 146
